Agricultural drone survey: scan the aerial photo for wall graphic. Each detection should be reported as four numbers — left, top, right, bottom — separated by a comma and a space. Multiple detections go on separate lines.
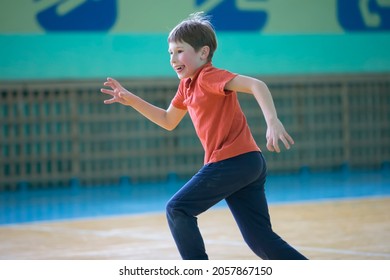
338, 0, 390, 31
195, 0, 268, 31
1, 0, 389, 33
35, 0, 117, 31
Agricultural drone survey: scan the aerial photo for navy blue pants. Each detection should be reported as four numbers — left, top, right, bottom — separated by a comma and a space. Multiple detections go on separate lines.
166, 151, 307, 260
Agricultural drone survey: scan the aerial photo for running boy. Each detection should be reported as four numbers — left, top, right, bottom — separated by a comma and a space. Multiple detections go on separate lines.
101, 12, 307, 260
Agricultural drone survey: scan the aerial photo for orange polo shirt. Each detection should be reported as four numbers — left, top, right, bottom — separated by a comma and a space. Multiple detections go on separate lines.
171, 63, 260, 164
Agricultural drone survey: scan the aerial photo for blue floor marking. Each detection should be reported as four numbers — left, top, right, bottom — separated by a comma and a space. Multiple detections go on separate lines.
1, 169, 389, 225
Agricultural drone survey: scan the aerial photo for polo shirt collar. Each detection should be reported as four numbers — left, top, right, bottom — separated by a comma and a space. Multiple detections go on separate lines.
184, 62, 212, 89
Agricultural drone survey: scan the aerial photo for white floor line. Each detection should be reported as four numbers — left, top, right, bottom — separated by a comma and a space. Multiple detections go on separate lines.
297, 246, 390, 258
206, 239, 390, 258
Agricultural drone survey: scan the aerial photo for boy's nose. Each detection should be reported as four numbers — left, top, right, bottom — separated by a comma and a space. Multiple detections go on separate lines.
170, 53, 178, 64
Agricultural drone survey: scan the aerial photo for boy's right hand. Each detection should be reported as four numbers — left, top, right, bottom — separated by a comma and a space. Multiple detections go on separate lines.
100, 77, 134, 106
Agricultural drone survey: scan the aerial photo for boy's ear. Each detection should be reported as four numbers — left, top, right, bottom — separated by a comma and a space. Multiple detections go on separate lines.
201, 46, 210, 60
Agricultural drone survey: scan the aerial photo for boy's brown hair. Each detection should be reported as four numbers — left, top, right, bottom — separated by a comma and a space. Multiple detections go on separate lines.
168, 12, 217, 62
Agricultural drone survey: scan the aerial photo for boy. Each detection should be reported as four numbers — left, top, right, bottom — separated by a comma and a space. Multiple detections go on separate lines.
101, 12, 307, 260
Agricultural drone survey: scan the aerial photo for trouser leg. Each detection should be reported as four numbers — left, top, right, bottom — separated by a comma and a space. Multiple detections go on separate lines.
226, 180, 307, 259
166, 152, 263, 260
225, 154, 307, 259
166, 152, 307, 260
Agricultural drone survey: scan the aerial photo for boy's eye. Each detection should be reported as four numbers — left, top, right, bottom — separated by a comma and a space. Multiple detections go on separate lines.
168, 49, 183, 55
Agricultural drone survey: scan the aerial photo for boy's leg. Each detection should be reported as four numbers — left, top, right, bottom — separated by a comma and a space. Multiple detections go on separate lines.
225, 155, 307, 259
165, 168, 220, 260
166, 152, 263, 260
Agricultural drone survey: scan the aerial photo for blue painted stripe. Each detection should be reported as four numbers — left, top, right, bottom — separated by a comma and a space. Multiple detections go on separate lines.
1, 170, 389, 225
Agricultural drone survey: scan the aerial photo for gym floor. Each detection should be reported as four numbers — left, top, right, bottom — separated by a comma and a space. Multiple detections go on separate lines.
1, 169, 389, 260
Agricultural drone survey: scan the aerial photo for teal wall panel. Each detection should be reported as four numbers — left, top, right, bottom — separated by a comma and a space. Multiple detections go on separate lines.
1, 33, 390, 80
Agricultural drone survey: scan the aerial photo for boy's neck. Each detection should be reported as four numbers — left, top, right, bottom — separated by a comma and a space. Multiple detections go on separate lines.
189, 61, 211, 80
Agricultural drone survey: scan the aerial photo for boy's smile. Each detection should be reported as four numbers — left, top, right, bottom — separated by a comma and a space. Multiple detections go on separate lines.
168, 41, 208, 80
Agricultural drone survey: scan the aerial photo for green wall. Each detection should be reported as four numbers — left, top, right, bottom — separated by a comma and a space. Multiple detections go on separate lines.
1, 33, 390, 81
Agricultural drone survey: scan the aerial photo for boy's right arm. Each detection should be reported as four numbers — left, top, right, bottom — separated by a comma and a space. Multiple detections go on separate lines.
101, 78, 187, 131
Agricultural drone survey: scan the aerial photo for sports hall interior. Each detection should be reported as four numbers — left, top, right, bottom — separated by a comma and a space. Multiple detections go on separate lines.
1, 1, 389, 260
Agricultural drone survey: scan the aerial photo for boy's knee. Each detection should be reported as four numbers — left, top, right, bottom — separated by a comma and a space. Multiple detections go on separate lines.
166, 199, 179, 218
166, 199, 193, 220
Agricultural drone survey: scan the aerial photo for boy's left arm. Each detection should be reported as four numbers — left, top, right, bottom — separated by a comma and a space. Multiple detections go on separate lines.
225, 75, 294, 153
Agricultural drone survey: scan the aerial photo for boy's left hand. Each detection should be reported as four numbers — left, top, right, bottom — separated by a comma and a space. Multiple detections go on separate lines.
266, 119, 294, 153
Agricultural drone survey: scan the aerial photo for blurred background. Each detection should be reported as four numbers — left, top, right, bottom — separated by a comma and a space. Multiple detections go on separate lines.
0, 0, 389, 224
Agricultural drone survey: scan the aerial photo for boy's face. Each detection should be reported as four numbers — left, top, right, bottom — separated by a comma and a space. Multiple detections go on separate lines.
168, 40, 208, 80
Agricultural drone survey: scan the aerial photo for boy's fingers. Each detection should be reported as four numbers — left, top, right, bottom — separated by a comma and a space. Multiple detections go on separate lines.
103, 98, 115, 104
266, 139, 276, 152
280, 135, 290, 150
102, 78, 121, 105
266, 144, 274, 152
285, 133, 295, 145
100, 88, 114, 95
109, 78, 121, 88
273, 139, 280, 153
105, 78, 121, 89
266, 136, 283, 153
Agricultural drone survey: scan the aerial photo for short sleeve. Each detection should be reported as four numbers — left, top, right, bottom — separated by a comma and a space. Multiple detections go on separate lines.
170, 80, 187, 110
198, 67, 237, 96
